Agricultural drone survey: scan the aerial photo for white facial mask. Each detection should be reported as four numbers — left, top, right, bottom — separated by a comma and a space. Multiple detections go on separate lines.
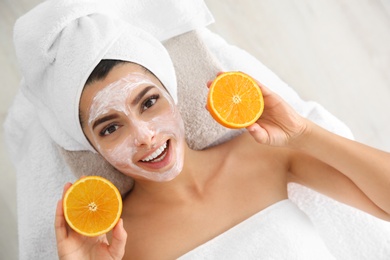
88, 73, 185, 182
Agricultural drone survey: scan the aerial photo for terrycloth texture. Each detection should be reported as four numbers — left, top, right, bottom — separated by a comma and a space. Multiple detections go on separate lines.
14, 1, 182, 152
288, 183, 390, 259
101, 0, 215, 42
53, 29, 390, 258
6, 0, 213, 257
4, 90, 72, 259
198, 28, 390, 259
61, 30, 244, 195
8, 28, 390, 259
179, 200, 335, 259
13, 0, 214, 43
4, 3, 390, 259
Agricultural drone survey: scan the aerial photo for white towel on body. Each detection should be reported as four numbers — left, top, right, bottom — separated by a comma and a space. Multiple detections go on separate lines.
198, 28, 390, 259
6, 0, 213, 258
179, 200, 335, 260
4, 1, 390, 259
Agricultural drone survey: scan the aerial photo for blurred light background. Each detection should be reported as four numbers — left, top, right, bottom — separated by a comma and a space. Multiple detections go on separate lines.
1, 0, 389, 259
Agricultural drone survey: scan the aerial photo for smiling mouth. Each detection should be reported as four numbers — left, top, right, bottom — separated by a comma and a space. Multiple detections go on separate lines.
140, 141, 169, 163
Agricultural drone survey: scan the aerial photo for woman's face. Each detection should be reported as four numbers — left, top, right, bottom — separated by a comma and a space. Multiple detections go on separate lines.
80, 63, 185, 182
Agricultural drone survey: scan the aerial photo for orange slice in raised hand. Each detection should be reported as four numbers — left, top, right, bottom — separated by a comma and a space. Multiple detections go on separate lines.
207, 72, 264, 129
63, 176, 122, 237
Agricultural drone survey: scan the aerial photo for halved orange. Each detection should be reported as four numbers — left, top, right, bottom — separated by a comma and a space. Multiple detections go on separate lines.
63, 176, 122, 237
207, 72, 264, 129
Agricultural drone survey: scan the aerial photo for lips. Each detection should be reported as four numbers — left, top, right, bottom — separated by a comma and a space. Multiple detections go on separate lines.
140, 141, 168, 163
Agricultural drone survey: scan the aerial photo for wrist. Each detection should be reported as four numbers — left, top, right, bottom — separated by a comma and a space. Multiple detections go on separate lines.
288, 118, 314, 150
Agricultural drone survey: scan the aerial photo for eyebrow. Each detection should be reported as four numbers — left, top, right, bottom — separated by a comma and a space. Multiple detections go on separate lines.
91, 86, 155, 130
131, 86, 154, 106
92, 114, 119, 130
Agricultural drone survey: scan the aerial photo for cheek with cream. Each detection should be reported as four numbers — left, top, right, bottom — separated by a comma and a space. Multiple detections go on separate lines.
87, 73, 185, 182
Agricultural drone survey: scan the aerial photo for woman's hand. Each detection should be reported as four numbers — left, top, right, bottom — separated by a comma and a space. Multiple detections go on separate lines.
55, 183, 127, 260
245, 80, 308, 146
207, 73, 308, 146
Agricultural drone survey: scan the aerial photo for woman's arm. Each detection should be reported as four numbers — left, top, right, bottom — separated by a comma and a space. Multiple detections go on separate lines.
289, 119, 390, 220
246, 80, 390, 220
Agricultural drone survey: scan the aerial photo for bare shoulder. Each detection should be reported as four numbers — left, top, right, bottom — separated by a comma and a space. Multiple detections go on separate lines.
219, 132, 292, 170
120, 132, 292, 259
210, 132, 291, 199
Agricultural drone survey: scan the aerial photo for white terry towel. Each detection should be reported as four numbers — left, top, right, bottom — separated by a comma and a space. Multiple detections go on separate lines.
4, 1, 390, 259
6, 0, 213, 258
62, 29, 390, 259
197, 28, 390, 259
13, 0, 193, 152
179, 200, 335, 260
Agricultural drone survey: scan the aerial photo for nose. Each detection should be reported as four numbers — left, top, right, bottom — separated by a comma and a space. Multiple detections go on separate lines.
132, 121, 156, 148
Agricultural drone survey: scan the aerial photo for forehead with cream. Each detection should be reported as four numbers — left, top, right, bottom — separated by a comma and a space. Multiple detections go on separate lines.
88, 72, 171, 126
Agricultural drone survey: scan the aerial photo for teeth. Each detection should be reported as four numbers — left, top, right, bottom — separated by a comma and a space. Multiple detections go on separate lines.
141, 142, 167, 162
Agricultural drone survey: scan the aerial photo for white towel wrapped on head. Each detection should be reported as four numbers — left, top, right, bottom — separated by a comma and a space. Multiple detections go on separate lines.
4, 0, 390, 259
14, 2, 180, 152
6, 0, 214, 258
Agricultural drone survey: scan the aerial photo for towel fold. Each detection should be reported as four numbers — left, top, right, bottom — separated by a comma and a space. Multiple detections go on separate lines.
197, 28, 390, 259
179, 200, 335, 259
14, 0, 189, 151
6, 1, 214, 257
57, 29, 390, 259
5, 1, 390, 259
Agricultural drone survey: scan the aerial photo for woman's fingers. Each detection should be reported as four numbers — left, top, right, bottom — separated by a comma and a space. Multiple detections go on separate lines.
56, 182, 72, 242
246, 124, 269, 144
206, 80, 213, 88
108, 219, 127, 259
55, 199, 68, 242
62, 182, 72, 199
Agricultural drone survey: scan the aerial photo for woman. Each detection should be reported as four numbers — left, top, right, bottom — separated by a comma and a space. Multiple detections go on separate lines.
55, 60, 390, 259
10, 0, 389, 258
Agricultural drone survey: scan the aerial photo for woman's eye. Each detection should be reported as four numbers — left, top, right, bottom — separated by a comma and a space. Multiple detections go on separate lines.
141, 95, 159, 111
100, 124, 119, 136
